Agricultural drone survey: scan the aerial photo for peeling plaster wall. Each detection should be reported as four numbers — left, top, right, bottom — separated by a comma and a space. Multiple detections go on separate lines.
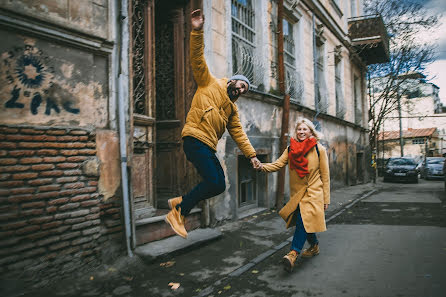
0, 31, 108, 128
0, 0, 110, 39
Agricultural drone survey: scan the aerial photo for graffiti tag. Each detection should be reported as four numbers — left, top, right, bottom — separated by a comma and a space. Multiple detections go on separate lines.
2, 44, 79, 115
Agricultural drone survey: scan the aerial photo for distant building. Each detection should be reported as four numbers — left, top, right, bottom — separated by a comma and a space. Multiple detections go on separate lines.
371, 72, 446, 159
377, 128, 442, 161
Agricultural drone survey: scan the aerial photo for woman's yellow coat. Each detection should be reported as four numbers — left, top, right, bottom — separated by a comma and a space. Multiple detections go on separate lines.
262, 145, 330, 232
181, 29, 256, 158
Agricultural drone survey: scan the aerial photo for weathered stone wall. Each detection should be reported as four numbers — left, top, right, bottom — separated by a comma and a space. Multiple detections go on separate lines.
0, 0, 110, 40
0, 126, 123, 286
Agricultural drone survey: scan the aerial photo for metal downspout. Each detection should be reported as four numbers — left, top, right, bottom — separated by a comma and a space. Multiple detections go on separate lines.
117, 0, 133, 257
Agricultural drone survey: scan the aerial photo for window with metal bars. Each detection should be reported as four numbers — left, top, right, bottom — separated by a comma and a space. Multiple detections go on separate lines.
314, 43, 327, 112
231, 0, 256, 86
283, 19, 295, 69
335, 58, 345, 118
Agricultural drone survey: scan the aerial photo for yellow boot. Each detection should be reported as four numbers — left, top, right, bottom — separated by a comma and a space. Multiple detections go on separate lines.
165, 206, 187, 238
282, 250, 298, 272
301, 244, 319, 258
168, 196, 182, 210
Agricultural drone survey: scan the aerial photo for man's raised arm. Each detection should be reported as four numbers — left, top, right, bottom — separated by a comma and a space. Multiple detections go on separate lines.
190, 9, 212, 87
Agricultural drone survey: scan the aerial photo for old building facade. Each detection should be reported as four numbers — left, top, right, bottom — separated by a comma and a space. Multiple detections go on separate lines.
0, 0, 388, 287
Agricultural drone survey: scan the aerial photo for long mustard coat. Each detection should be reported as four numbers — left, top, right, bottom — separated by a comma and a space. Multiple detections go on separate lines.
262, 144, 330, 233
181, 29, 256, 158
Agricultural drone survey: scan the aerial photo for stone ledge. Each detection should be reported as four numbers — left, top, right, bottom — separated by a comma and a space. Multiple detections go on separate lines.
134, 228, 222, 262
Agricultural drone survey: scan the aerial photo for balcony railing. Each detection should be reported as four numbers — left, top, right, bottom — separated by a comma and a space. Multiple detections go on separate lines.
348, 15, 390, 65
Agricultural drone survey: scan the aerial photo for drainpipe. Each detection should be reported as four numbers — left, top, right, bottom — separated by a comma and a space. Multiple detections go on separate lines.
275, 0, 291, 209
117, 0, 133, 257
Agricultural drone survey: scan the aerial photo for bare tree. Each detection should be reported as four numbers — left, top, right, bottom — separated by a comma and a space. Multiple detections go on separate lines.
365, 0, 440, 155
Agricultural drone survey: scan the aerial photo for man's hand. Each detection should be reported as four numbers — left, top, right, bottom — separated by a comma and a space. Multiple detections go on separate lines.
250, 157, 262, 171
191, 9, 204, 31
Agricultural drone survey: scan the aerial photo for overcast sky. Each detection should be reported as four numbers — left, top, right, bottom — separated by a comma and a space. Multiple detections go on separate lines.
412, 0, 446, 102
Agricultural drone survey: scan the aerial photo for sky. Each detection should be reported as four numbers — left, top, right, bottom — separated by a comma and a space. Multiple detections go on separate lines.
415, 0, 446, 103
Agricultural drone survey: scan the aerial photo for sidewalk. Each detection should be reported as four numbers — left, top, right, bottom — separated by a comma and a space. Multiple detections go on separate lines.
11, 182, 382, 297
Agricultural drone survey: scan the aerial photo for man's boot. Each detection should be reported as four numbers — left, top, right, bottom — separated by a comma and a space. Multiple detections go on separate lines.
165, 206, 187, 238
168, 196, 182, 210
301, 244, 319, 258
282, 250, 298, 272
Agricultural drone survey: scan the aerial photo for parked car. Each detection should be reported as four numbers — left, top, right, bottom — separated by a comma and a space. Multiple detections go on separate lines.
443, 159, 446, 191
420, 157, 445, 180
383, 157, 418, 183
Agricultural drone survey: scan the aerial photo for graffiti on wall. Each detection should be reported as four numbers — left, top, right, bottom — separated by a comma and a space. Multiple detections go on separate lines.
1, 44, 80, 116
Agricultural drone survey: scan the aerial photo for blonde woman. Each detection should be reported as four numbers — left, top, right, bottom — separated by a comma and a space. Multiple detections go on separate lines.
262, 118, 330, 272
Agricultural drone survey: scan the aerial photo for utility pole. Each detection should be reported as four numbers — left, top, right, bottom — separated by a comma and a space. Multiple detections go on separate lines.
397, 86, 404, 156
275, 0, 290, 210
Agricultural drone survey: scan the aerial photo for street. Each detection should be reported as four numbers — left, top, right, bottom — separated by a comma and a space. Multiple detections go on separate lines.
209, 179, 446, 297
15, 180, 446, 297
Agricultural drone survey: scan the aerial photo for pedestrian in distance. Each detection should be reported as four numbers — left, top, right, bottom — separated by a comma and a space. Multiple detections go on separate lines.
261, 118, 330, 272
165, 9, 262, 238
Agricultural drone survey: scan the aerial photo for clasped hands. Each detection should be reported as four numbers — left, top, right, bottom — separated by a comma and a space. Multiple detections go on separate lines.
250, 157, 263, 171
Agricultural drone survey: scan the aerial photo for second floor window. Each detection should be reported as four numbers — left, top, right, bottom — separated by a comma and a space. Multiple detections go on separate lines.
314, 42, 327, 112
353, 75, 362, 125
335, 58, 345, 118
283, 18, 303, 101
283, 19, 295, 69
232, 0, 256, 87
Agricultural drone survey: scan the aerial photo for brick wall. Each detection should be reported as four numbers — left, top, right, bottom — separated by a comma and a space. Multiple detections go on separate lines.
0, 125, 124, 286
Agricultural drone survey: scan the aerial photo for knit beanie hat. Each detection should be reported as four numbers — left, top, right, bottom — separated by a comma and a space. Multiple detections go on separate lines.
228, 74, 251, 91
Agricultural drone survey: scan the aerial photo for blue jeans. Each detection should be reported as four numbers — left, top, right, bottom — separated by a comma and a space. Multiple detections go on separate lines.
178, 137, 226, 216
291, 208, 318, 253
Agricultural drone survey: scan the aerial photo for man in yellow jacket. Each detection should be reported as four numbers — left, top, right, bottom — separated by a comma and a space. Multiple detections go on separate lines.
165, 9, 262, 238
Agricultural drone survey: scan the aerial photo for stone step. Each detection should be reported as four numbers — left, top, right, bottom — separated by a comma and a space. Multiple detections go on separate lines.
134, 227, 222, 262
135, 208, 202, 245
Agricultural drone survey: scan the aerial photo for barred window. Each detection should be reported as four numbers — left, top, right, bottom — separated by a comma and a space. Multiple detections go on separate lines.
232, 0, 258, 87
314, 43, 327, 112
335, 58, 345, 118
283, 18, 303, 102
283, 19, 295, 69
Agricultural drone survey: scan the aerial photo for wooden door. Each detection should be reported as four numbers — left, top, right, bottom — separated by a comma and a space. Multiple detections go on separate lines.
154, 0, 200, 208
129, 0, 157, 219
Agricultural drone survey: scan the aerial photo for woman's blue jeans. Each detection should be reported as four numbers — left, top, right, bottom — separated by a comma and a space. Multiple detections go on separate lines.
177, 137, 226, 216
291, 208, 318, 253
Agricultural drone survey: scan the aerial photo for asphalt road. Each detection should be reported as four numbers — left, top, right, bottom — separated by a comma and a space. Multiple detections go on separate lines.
210, 179, 446, 297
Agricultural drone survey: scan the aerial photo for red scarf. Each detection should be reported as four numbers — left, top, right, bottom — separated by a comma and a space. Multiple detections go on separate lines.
289, 137, 317, 178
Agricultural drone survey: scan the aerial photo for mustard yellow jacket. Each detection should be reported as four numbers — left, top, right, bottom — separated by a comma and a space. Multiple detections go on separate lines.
262, 144, 330, 232
181, 30, 256, 158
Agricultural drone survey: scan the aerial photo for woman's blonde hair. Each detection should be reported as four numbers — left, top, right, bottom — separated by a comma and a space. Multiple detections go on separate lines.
293, 117, 322, 141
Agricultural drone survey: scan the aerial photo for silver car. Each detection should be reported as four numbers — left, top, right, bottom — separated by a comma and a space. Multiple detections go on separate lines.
420, 157, 445, 180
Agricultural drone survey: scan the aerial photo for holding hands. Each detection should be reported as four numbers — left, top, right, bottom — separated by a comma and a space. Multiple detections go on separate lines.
250, 157, 263, 171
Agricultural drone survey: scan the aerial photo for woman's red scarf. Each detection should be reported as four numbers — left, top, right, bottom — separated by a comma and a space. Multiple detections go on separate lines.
289, 137, 317, 177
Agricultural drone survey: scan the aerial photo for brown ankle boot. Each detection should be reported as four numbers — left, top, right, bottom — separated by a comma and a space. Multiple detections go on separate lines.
301, 244, 319, 258
165, 206, 187, 238
168, 196, 182, 210
282, 250, 298, 272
